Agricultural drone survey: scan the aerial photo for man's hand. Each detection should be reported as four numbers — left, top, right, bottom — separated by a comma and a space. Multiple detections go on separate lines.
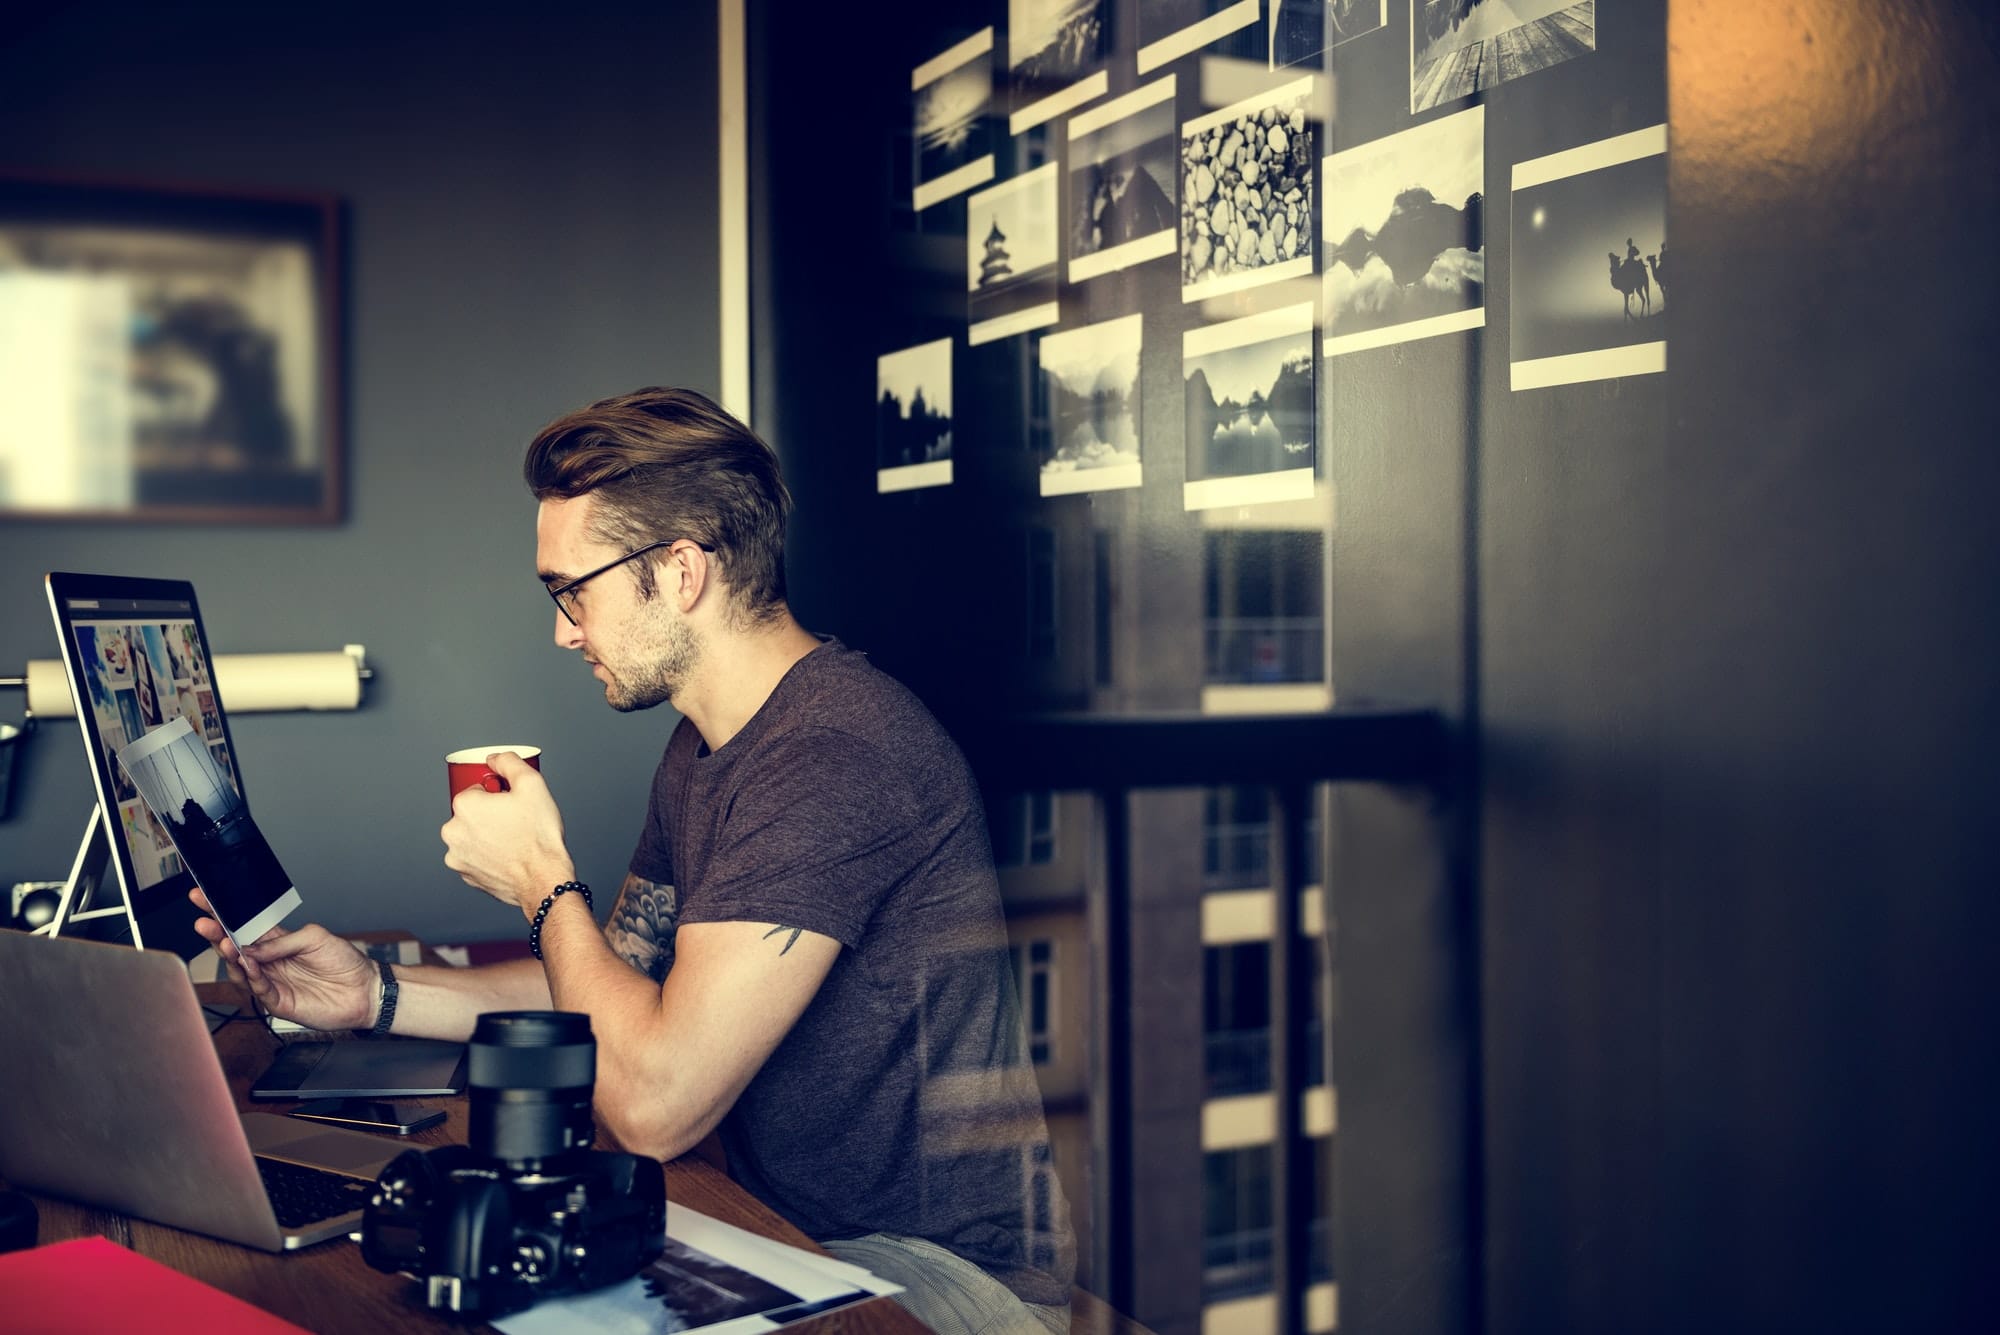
189, 888, 379, 1030
441, 750, 576, 917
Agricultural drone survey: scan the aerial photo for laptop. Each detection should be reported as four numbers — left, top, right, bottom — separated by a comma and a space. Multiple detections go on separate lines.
0, 929, 415, 1251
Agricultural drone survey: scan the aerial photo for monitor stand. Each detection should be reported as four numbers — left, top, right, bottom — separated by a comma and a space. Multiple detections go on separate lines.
39, 805, 140, 947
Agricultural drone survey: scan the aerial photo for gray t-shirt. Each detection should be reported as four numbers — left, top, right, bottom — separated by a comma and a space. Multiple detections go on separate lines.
628, 640, 1075, 1305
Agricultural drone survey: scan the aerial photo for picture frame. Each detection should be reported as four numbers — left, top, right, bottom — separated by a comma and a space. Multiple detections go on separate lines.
0, 173, 342, 523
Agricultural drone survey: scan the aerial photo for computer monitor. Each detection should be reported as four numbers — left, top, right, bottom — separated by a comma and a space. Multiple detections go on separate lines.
44, 571, 299, 958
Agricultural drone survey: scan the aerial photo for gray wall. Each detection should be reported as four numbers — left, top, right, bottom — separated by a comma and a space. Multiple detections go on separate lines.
0, 1, 721, 944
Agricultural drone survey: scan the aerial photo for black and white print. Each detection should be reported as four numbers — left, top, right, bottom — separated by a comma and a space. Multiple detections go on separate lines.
1510, 124, 1666, 390
1182, 302, 1316, 510
1039, 314, 1144, 496
1180, 78, 1316, 302
1067, 78, 1178, 282
968, 163, 1061, 345
877, 338, 954, 492
1137, 0, 1263, 74
1272, 1, 1387, 68
914, 29, 997, 211
1010, 0, 1111, 134
1321, 104, 1485, 357
1411, 0, 1597, 114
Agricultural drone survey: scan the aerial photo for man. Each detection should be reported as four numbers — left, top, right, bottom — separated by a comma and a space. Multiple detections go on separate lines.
192, 387, 1074, 1334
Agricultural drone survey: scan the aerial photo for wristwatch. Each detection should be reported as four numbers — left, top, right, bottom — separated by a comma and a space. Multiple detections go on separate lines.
357, 957, 397, 1038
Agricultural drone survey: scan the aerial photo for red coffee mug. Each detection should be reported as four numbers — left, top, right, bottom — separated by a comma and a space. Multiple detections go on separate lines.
446, 745, 542, 802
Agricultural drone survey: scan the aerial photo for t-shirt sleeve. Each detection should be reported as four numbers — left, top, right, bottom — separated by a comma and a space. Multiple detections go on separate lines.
677, 727, 923, 949
627, 741, 678, 887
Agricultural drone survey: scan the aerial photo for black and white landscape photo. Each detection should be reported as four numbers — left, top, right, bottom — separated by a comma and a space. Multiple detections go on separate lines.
1067, 78, 1178, 282
877, 338, 954, 492
1181, 78, 1316, 303
1509, 124, 1667, 390
1182, 302, 1317, 510
914, 29, 997, 212
1137, 0, 1263, 74
1039, 313, 1144, 496
968, 163, 1061, 345
1321, 104, 1484, 358
1272, 0, 1387, 69
1412, 0, 1597, 114
1010, 0, 1110, 134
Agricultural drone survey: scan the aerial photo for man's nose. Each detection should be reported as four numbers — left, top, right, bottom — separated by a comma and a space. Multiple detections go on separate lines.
554, 608, 584, 650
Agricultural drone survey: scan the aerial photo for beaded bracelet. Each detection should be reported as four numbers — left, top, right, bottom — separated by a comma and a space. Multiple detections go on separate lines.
529, 881, 592, 961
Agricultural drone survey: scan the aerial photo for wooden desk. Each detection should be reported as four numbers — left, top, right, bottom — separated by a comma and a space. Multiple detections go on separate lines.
21, 980, 927, 1335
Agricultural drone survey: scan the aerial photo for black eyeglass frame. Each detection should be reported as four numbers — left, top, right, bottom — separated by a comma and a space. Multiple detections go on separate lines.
545, 538, 715, 625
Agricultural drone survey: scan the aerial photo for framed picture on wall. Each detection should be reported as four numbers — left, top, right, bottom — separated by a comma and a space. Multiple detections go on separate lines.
0, 174, 342, 523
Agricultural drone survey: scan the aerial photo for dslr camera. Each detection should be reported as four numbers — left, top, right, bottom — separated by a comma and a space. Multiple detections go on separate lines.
359, 1011, 666, 1317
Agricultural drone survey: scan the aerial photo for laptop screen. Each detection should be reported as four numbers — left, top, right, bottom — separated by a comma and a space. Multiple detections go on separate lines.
44, 572, 278, 956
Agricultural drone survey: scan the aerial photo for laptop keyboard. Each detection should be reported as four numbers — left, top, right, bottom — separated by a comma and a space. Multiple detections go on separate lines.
256, 1156, 373, 1229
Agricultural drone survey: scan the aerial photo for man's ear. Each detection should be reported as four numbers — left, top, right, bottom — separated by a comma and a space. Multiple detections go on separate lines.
670, 542, 711, 610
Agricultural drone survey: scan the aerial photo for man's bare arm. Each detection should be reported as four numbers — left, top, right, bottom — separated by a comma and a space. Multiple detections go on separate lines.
536, 894, 839, 1160
601, 872, 678, 983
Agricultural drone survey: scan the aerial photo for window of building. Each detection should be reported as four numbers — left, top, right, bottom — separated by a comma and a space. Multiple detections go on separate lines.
1205, 940, 1272, 1097
1203, 1145, 1275, 1302
1012, 937, 1056, 1066
1027, 527, 1058, 660
1203, 786, 1275, 891
1202, 529, 1324, 685
994, 790, 1057, 868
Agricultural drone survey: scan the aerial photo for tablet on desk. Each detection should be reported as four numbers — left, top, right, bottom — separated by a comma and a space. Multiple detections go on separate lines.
251, 1038, 467, 1100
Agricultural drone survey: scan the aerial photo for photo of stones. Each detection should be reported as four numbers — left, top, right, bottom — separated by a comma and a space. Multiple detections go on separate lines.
1321, 104, 1485, 358
1068, 77, 1178, 283
1509, 124, 1667, 391
1180, 78, 1316, 303
877, 337, 954, 493
1039, 313, 1144, 496
1137, 0, 1264, 74
914, 29, 998, 211
1272, 1, 1388, 68
1182, 302, 1317, 510
1411, 0, 1597, 115
968, 163, 1062, 345
1010, 0, 1111, 134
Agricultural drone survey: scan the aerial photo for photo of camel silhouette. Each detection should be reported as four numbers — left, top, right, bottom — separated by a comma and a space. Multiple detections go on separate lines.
1510, 134, 1667, 386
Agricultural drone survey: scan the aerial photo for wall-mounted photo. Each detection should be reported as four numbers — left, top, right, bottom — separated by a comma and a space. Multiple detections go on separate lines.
1181, 78, 1316, 303
876, 338, 955, 493
0, 175, 340, 522
1272, 1, 1388, 69
1412, 0, 1597, 114
1183, 302, 1317, 510
1137, 0, 1264, 74
1321, 104, 1485, 358
1038, 313, 1144, 496
914, 29, 998, 212
1010, 0, 1111, 134
1509, 124, 1666, 391
1067, 77, 1178, 283
968, 164, 1062, 345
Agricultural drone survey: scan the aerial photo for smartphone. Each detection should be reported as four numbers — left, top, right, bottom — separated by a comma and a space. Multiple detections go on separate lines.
286, 1098, 446, 1135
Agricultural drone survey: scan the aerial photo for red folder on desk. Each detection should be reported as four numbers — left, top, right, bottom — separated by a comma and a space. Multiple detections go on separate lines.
0, 1235, 312, 1334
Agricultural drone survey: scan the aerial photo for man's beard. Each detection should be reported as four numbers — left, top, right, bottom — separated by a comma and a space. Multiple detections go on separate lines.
603, 610, 700, 713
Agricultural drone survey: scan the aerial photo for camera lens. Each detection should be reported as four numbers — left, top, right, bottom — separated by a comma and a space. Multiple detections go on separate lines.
467, 1010, 597, 1170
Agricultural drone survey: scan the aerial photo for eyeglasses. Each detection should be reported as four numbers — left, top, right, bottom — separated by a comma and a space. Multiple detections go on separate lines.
545, 538, 714, 625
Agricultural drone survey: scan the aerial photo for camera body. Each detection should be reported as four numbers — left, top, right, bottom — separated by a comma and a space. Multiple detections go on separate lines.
358, 1011, 665, 1317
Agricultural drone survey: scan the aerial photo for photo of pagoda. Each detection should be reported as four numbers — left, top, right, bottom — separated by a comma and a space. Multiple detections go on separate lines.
979, 219, 1014, 287
967, 163, 1061, 345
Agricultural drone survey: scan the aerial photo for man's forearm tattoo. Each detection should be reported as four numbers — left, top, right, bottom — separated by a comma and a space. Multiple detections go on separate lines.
603, 874, 678, 984
763, 925, 803, 956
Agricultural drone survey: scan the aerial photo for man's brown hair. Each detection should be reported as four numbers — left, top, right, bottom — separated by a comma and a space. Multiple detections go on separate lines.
523, 387, 791, 619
